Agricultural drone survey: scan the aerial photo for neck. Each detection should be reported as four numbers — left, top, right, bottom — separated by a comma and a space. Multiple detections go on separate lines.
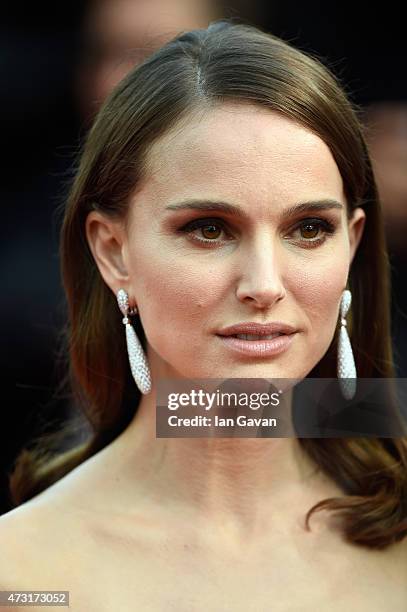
104, 385, 340, 548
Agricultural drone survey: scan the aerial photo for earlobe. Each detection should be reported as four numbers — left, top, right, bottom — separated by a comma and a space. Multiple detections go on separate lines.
85, 211, 129, 292
348, 207, 366, 265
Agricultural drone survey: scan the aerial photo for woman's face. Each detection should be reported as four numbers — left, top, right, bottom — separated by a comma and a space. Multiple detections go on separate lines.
95, 103, 366, 381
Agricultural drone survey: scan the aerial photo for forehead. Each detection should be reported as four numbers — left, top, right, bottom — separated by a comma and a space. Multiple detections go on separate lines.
135, 103, 345, 216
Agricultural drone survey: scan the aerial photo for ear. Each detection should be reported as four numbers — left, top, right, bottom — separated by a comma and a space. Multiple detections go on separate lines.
85, 210, 129, 293
348, 207, 366, 266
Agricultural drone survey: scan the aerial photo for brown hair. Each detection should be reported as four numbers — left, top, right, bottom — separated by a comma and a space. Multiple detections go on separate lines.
8, 20, 407, 549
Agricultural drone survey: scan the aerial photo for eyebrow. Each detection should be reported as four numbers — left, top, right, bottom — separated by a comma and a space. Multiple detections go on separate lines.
165, 199, 344, 219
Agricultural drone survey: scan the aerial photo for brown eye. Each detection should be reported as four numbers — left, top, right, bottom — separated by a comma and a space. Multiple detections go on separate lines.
178, 217, 232, 246
300, 222, 320, 239
201, 224, 222, 239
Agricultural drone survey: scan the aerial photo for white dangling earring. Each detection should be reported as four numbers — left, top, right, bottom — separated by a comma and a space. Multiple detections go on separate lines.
117, 289, 152, 395
337, 288, 357, 400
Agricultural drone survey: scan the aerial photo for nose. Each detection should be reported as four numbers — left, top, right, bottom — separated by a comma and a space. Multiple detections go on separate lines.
235, 233, 286, 308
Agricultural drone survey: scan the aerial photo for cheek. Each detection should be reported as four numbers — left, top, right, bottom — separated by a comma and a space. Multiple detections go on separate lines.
283, 252, 350, 373
286, 254, 349, 332
130, 249, 223, 347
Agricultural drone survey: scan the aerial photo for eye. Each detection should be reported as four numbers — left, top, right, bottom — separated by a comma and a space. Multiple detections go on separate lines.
177, 216, 337, 249
291, 218, 336, 246
199, 223, 222, 240
300, 222, 320, 239
178, 218, 232, 246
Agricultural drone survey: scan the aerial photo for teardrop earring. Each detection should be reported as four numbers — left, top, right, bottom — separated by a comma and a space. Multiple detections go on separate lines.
337, 288, 357, 400
117, 289, 152, 395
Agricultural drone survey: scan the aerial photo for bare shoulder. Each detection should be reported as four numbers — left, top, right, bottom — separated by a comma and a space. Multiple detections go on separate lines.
0, 448, 123, 583
0, 501, 106, 612
0, 490, 90, 591
0, 448, 106, 552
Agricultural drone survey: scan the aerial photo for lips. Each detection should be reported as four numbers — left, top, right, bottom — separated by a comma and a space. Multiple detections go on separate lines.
217, 332, 296, 357
217, 321, 297, 337
233, 333, 283, 340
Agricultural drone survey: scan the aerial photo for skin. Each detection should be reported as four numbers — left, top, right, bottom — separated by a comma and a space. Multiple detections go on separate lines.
84, 102, 366, 547
87, 102, 365, 384
2, 104, 407, 611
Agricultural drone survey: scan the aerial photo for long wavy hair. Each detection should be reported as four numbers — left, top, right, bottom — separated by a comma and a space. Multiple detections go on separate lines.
8, 20, 407, 549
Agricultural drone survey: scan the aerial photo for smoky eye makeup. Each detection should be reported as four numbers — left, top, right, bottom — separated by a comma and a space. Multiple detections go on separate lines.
173, 213, 339, 249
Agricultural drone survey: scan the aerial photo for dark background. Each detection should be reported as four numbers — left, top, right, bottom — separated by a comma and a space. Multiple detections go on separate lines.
2, 0, 406, 514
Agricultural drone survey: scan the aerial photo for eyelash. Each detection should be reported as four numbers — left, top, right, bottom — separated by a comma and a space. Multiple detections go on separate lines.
178, 217, 337, 249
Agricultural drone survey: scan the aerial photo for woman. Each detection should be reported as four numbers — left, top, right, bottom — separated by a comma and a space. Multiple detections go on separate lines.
1, 20, 406, 610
